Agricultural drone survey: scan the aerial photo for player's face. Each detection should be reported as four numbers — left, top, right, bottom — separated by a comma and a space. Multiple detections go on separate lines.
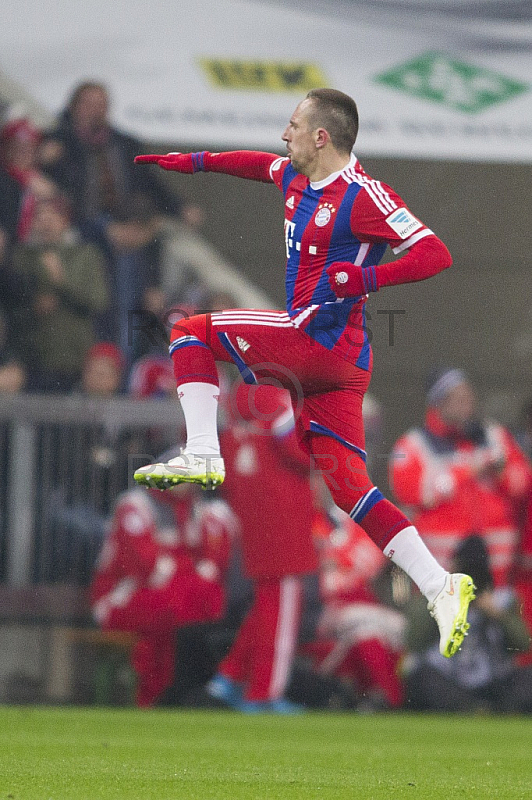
281, 99, 318, 177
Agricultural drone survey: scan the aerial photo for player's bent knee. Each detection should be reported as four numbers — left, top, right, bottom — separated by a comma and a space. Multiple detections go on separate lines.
325, 480, 379, 518
170, 313, 210, 347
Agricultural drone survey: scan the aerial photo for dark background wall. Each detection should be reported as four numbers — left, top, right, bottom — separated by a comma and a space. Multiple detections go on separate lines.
158, 153, 532, 462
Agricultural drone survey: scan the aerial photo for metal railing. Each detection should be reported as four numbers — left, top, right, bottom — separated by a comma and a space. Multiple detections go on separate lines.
0, 393, 184, 586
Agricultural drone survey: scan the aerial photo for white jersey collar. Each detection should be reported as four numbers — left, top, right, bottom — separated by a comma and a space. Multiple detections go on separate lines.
309, 153, 358, 190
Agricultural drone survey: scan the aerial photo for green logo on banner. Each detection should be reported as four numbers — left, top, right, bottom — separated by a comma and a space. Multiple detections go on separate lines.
375, 52, 529, 113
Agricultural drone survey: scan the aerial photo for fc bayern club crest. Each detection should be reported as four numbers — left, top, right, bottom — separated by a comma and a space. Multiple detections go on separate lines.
315, 206, 331, 227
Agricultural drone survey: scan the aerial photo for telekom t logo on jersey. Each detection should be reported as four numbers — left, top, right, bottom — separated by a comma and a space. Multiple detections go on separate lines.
284, 219, 297, 257
284, 218, 320, 259
284, 201, 336, 257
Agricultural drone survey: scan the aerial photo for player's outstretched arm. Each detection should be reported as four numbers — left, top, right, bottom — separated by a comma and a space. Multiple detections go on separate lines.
327, 235, 452, 298
134, 150, 279, 183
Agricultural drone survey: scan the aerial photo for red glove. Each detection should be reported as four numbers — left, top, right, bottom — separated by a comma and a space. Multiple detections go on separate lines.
134, 152, 206, 173
326, 262, 378, 298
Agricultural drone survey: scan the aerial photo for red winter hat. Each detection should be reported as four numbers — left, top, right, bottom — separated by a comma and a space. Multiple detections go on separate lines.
0, 118, 41, 145
84, 342, 125, 373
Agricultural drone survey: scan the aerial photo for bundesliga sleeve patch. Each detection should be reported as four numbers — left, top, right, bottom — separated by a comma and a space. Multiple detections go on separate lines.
385, 208, 423, 239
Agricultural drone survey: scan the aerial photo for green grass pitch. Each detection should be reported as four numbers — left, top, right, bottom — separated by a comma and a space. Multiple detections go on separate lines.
0, 706, 530, 799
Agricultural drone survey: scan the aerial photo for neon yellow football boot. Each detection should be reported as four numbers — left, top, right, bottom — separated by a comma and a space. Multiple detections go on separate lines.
428, 573, 476, 658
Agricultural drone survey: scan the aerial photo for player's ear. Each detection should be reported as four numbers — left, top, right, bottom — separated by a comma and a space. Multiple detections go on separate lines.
315, 127, 330, 149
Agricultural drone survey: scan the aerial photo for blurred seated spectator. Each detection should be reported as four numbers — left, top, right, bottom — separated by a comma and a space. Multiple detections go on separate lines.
390, 367, 532, 588
76, 341, 125, 398
0, 116, 58, 248
403, 535, 532, 713
300, 506, 405, 712
10, 195, 109, 392
40, 81, 203, 356
39, 81, 201, 229
90, 478, 236, 707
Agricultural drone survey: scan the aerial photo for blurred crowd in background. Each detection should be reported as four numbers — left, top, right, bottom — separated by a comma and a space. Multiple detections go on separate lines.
0, 80, 208, 395
1, 81, 532, 714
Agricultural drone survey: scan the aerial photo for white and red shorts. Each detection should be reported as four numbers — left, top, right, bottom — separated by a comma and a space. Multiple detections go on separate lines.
170, 309, 372, 460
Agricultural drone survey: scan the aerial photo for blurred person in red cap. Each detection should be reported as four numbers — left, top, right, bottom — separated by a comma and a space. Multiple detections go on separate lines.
128, 352, 184, 456
390, 368, 532, 588
79, 342, 125, 397
205, 381, 318, 713
0, 116, 58, 247
10, 195, 110, 392
90, 474, 236, 707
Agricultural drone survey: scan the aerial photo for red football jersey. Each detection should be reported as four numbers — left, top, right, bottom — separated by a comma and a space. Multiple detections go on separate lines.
90, 488, 236, 605
199, 149, 438, 370
221, 384, 318, 579
312, 509, 385, 604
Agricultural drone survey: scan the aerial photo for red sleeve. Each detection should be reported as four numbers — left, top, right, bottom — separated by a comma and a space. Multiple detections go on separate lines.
389, 436, 426, 508
202, 151, 285, 183
350, 183, 452, 288
349, 182, 429, 247
376, 235, 452, 288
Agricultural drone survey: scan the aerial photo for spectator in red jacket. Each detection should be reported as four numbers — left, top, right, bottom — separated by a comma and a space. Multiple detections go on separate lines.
390, 368, 532, 588
90, 479, 236, 707
302, 506, 405, 711
206, 381, 318, 713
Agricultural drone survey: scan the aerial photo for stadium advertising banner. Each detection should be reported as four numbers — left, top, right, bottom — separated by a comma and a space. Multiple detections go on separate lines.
1, 0, 531, 161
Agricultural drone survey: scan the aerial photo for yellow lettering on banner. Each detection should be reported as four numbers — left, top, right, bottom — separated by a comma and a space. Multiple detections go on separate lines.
199, 59, 327, 92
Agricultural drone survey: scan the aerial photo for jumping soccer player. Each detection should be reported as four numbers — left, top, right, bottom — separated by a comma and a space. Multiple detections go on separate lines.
133, 88, 474, 657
